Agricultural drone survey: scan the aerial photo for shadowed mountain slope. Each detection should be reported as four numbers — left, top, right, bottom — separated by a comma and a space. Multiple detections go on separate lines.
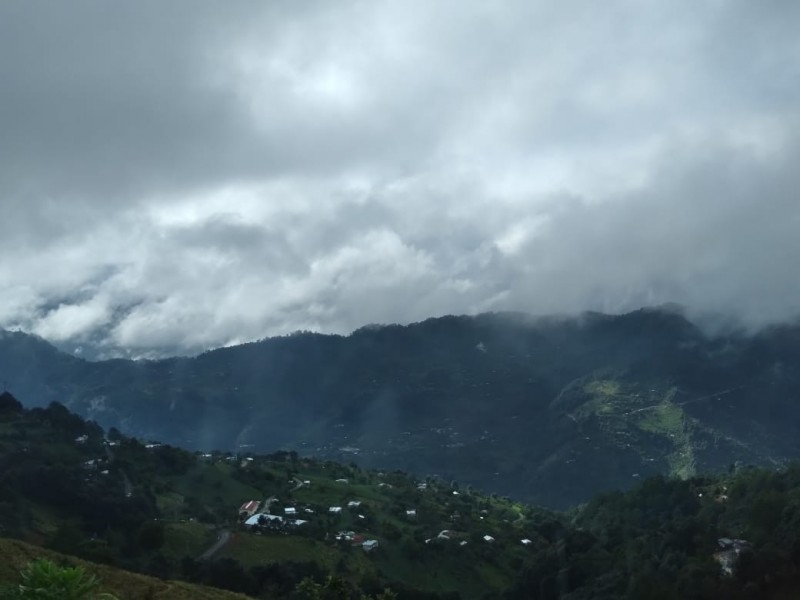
2, 308, 800, 507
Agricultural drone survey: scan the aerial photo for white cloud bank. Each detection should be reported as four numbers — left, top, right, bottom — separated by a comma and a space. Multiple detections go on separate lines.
1, 0, 799, 356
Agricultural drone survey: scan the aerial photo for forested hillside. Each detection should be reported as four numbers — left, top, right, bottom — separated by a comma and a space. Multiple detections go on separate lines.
2, 308, 800, 507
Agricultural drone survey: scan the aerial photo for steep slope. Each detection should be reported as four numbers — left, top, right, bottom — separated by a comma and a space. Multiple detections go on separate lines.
2, 308, 800, 507
0, 538, 252, 599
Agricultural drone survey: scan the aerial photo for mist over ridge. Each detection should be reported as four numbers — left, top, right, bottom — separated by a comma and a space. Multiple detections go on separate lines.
1, 0, 799, 357
3, 306, 800, 509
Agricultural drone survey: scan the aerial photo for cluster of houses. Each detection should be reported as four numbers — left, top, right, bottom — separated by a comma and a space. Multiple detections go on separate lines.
334, 531, 379, 552
239, 500, 308, 529
235, 475, 540, 557
82, 458, 110, 476
238, 494, 380, 550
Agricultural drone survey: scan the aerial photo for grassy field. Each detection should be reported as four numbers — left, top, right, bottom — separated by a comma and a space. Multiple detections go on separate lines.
583, 379, 622, 398
170, 463, 263, 505
574, 379, 698, 478
372, 543, 511, 600
634, 389, 696, 478
218, 533, 337, 568
162, 522, 216, 558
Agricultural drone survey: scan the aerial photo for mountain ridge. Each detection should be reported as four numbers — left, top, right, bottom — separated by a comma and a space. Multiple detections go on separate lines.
2, 308, 800, 507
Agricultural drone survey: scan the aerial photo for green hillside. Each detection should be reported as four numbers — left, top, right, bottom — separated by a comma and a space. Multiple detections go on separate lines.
3, 392, 800, 598
0, 392, 551, 599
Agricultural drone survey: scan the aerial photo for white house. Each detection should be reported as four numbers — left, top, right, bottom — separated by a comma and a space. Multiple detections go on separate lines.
245, 513, 282, 526
406, 509, 417, 518
347, 500, 361, 508
246, 513, 306, 527
521, 538, 533, 545
329, 506, 342, 514
284, 507, 297, 516
362, 540, 379, 552
483, 535, 495, 543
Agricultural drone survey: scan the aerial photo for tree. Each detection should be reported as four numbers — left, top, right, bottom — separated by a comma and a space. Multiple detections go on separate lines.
294, 576, 395, 600
5, 560, 118, 599
0, 392, 22, 415
136, 521, 165, 552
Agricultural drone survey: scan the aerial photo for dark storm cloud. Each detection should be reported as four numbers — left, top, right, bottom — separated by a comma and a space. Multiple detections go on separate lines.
1, 0, 798, 355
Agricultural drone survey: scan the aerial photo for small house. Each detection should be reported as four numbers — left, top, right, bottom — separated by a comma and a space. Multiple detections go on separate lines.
329, 506, 342, 514
363, 539, 379, 552
239, 501, 260, 517
483, 535, 495, 543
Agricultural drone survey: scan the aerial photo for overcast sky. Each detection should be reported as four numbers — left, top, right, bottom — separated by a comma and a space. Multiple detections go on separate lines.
1, 0, 799, 357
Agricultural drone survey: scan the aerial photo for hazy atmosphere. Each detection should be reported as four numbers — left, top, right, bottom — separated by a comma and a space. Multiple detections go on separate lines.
2, 0, 799, 357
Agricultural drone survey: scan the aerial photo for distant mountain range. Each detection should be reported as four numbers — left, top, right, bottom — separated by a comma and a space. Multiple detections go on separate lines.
2, 307, 800, 508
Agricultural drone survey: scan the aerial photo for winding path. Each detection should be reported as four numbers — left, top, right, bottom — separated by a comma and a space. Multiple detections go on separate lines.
198, 529, 231, 561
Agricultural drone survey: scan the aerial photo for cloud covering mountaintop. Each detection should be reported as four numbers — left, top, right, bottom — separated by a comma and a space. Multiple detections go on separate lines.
1, 0, 799, 357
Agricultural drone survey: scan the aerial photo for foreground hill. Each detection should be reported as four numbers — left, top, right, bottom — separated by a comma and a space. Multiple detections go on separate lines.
2, 308, 800, 507
0, 538, 251, 600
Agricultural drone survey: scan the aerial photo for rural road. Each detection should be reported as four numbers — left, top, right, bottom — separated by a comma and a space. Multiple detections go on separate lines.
198, 529, 231, 560
104, 441, 134, 498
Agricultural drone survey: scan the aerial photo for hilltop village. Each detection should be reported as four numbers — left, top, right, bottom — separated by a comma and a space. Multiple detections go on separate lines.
193, 448, 540, 561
